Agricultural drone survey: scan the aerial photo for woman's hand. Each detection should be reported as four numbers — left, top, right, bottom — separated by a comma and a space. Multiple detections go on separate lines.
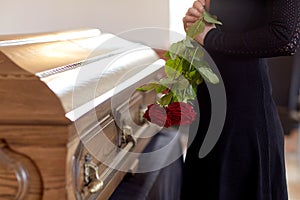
183, 0, 216, 45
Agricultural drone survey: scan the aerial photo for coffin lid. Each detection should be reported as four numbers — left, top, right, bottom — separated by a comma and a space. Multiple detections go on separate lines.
0, 28, 162, 125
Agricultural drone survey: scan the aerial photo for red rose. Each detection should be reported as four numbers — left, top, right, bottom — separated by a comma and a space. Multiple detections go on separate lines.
143, 104, 172, 127
166, 102, 197, 126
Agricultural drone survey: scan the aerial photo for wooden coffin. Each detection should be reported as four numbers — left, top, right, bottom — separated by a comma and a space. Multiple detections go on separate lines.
0, 29, 166, 199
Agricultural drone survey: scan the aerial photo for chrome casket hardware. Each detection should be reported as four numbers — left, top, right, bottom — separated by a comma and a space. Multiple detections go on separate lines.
121, 125, 136, 147
84, 154, 104, 193
138, 105, 148, 124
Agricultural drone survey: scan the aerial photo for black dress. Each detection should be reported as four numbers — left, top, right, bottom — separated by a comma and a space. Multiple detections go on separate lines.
181, 0, 300, 199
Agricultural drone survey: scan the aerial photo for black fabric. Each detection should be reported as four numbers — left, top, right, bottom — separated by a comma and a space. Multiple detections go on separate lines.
268, 56, 294, 108
110, 128, 183, 200
181, 0, 300, 199
204, 0, 300, 58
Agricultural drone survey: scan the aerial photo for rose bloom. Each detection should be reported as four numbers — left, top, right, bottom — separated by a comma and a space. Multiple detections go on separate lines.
143, 104, 172, 127
166, 102, 197, 126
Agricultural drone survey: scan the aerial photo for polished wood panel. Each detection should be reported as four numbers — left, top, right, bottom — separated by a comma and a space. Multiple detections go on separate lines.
0, 125, 71, 199
0, 29, 164, 199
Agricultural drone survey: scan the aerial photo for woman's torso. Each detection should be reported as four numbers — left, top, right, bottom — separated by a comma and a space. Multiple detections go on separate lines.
203, 0, 273, 113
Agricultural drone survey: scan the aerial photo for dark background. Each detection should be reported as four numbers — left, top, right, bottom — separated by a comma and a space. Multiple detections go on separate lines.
268, 51, 300, 134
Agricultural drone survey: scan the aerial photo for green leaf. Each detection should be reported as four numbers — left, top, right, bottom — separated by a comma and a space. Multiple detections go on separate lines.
164, 51, 171, 59
203, 11, 222, 25
159, 77, 178, 86
183, 38, 194, 48
155, 85, 167, 93
165, 66, 179, 78
196, 76, 204, 85
183, 84, 197, 101
180, 59, 191, 72
191, 59, 219, 84
191, 59, 211, 71
188, 70, 203, 85
174, 77, 190, 90
136, 82, 161, 92
191, 47, 204, 60
197, 67, 219, 84
183, 47, 204, 72
159, 92, 174, 106
187, 18, 205, 39
168, 41, 186, 60
165, 57, 183, 78
165, 57, 180, 69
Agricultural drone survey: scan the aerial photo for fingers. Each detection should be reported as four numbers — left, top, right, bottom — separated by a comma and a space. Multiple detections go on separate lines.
197, 0, 206, 6
183, 12, 198, 31
183, 15, 198, 24
183, 1, 205, 22
189, 1, 205, 17
183, 0, 206, 32
193, 1, 205, 13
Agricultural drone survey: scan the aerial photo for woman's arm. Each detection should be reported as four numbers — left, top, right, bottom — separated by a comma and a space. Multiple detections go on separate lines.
186, 0, 300, 57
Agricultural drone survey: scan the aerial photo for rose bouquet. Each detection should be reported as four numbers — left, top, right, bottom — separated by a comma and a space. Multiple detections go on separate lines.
137, 11, 222, 128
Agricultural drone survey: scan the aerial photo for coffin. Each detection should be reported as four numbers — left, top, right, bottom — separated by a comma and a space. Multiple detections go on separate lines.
0, 29, 168, 199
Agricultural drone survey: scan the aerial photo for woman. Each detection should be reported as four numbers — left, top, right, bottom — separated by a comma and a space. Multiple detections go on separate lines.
181, 0, 300, 199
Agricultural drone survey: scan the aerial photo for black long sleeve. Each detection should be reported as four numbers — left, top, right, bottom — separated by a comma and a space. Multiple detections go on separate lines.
204, 0, 300, 58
